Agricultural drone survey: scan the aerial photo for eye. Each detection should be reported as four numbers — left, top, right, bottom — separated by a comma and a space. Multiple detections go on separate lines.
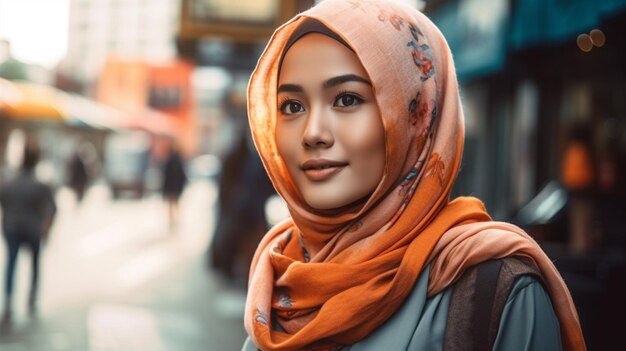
334, 93, 363, 108
280, 100, 305, 115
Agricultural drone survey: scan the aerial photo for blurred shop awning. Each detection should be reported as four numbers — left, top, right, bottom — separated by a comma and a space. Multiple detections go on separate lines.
431, 0, 509, 81
121, 108, 177, 137
430, 0, 626, 81
0, 79, 66, 122
0, 78, 175, 136
510, 0, 626, 50
0, 78, 120, 128
58, 91, 127, 130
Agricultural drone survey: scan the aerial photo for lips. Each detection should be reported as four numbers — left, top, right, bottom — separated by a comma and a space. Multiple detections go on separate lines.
300, 159, 348, 181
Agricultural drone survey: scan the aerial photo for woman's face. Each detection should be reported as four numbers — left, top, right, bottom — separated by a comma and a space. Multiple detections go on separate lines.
276, 33, 386, 210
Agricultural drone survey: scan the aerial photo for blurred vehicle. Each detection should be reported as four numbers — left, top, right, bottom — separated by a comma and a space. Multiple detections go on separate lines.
512, 181, 569, 243
514, 181, 568, 225
103, 131, 150, 199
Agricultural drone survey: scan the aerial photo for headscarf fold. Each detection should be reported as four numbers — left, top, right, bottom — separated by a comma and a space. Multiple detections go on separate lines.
245, 1, 585, 350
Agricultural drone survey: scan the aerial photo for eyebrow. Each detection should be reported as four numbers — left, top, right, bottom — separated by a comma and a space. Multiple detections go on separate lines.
322, 74, 371, 89
277, 84, 303, 93
277, 74, 372, 94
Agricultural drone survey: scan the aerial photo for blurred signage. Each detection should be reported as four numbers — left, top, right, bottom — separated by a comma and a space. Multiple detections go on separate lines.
510, 0, 626, 50
432, 0, 626, 80
179, 0, 314, 42
97, 59, 193, 117
431, 0, 509, 81
97, 60, 148, 112
147, 62, 194, 118
189, 0, 280, 25
197, 39, 265, 70
148, 86, 183, 110
96, 59, 197, 152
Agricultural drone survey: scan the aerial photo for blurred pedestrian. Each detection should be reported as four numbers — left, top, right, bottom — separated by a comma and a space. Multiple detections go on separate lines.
561, 123, 596, 253
67, 151, 89, 202
161, 142, 187, 230
0, 142, 56, 322
210, 134, 275, 282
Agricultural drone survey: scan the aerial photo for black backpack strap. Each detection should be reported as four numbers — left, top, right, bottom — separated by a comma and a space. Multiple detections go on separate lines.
473, 260, 504, 351
443, 257, 543, 351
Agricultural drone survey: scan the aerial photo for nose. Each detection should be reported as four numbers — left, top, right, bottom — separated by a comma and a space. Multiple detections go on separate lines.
302, 106, 334, 149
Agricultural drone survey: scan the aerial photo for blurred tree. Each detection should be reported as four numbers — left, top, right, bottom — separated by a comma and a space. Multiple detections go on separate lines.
0, 40, 29, 81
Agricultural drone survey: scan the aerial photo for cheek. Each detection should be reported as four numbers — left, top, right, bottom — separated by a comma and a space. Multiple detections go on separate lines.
341, 109, 386, 169
275, 122, 300, 172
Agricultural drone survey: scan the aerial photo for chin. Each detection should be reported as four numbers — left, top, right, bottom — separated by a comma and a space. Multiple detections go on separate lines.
304, 196, 342, 210
303, 191, 369, 211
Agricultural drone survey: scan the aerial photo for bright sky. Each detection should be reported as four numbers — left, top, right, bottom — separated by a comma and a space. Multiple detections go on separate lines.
0, 0, 70, 68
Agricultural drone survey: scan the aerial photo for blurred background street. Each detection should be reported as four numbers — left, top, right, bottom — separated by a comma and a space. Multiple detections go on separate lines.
0, 179, 248, 350
1, 0, 626, 350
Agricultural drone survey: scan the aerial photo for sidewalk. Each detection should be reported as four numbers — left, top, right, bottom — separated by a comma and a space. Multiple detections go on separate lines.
0, 180, 248, 350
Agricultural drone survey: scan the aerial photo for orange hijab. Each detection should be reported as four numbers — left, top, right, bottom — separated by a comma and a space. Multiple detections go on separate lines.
246, 1, 585, 350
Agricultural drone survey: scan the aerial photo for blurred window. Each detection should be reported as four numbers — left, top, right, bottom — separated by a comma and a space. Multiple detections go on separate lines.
189, 0, 280, 24
148, 86, 183, 110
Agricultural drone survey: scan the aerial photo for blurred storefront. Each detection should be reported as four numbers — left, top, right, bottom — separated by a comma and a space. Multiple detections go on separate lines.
427, 0, 626, 223
0, 77, 126, 186
97, 58, 196, 156
426, 1, 626, 349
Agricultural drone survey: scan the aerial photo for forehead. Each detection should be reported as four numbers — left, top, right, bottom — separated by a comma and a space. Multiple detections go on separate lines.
278, 33, 368, 85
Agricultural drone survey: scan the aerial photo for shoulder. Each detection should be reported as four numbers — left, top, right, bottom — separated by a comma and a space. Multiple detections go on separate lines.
494, 273, 562, 350
445, 257, 561, 351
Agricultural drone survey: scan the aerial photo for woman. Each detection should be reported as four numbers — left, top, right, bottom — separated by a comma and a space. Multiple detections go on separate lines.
243, 0, 585, 350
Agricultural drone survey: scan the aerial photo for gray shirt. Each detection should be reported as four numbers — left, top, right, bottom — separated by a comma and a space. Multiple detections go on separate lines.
242, 265, 561, 351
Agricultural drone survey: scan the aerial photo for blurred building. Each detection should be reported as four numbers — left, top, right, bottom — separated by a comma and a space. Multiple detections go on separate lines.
58, 0, 180, 94
97, 58, 196, 156
54, 0, 201, 166
426, 0, 626, 222
425, 1, 626, 349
